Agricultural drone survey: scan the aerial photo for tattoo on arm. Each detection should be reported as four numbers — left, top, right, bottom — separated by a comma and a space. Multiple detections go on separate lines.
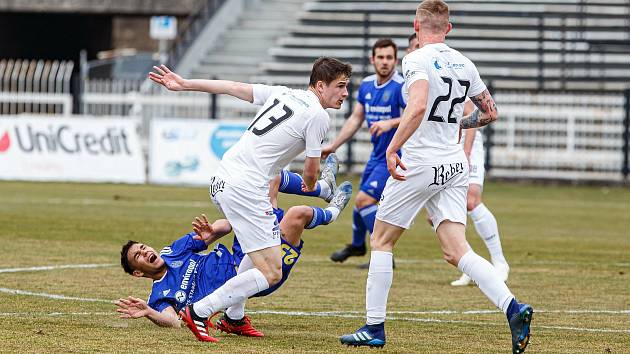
463, 89, 498, 128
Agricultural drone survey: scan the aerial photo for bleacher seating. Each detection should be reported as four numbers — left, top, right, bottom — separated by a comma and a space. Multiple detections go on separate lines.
250, 0, 630, 91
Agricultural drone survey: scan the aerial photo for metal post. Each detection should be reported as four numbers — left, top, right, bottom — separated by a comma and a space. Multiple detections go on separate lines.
485, 81, 495, 173
537, 15, 544, 91
210, 76, 217, 119
346, 80, 355, 173
362, 12, 370, 77
622, 89, 630, 180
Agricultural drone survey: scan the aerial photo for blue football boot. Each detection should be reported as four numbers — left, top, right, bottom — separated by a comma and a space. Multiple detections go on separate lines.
340, 324, 386, 348
509, 303, 534, 353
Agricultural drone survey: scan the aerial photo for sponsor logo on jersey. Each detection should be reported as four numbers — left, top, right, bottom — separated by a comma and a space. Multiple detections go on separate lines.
430, 163, 465, 186
369, 181, 378, 188
175, 290, 187, 303
160, 246, 173, 255
365, 92, 372, 100
209, 176, 225, 198
180, 259, 197, 290
162, 289, 171, 296
432, 57, 442, 70
170, 261, 183, 268
365, 104, 392, 114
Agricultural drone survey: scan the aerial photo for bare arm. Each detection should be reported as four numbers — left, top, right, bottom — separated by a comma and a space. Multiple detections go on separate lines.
301, 156, 320, 191
385, 80, 429, 180
115, 297, 180, 328
461, 100, 477, 158
149, 65, 254, 103
192, 214, 232, 245
460, 89, 498, 129
322, 104, 365, 158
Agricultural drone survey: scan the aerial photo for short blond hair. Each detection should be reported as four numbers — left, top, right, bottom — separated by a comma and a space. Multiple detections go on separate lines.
416, 0, 450, 34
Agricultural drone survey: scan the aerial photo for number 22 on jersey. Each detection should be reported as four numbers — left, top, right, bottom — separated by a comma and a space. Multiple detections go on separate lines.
428, 77, 470, 124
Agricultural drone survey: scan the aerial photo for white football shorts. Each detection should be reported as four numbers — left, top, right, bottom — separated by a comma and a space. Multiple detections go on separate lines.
468, 136, 485, 186
376, 162, 469, 231
209, 176, 281, 253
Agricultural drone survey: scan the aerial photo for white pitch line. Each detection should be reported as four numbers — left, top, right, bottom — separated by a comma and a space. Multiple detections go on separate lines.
0, 287, 112, 303
3, 197, 208, 209
0, 306, 627, 334
0, 263, 116, 274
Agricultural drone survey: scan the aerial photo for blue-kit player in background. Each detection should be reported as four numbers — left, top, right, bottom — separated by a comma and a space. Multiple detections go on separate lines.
320, 38, 406, 266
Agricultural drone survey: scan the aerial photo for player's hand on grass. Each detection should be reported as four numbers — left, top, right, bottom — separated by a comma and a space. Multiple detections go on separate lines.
149, 65, 187, 91
192, 214, 213, 241
115, 296, 151, 319
369, 120, 394, 137
386, 150, 407, 181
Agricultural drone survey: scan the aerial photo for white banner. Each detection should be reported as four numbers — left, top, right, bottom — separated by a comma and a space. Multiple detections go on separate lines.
0, 116, 145, 183
149, 118, 248, 185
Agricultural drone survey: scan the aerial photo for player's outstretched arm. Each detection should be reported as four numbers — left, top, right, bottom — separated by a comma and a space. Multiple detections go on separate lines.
322, 104, 365, 158
149, 65, 254, 102
115, 296, 180, 328
192, 214, 232, 245
461, 89, 498, 129
385, 80, 429, 180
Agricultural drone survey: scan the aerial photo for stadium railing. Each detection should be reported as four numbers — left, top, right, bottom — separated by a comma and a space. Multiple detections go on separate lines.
0, 59, 73, 115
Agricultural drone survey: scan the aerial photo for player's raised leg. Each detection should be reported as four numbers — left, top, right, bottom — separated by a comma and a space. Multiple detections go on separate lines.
278, 154, 339, 202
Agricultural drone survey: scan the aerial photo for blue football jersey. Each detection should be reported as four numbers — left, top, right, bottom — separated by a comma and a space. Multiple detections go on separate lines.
147, 233, 238, 313
357, 72, 407, 161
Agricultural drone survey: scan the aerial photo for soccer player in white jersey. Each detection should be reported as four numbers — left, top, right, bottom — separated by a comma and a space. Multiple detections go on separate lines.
339, 2, 533, 353
450, 99, 510, 286
149, 57, 352, 342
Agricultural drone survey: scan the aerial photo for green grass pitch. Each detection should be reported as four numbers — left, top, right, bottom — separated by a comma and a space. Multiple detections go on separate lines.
0, 179, 628, 353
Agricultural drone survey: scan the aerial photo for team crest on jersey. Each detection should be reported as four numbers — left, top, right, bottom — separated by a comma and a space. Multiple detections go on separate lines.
432, 57, 442, 70
404, 70, 419, 80
170, 261, 183, 268
382, 90, 391, 102
175, 290, 187, 303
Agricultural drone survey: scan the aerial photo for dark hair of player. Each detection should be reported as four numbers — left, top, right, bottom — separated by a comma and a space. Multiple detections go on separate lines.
372, 38, 398, 58
309, 57, 353, 87
121, 240, 139, 275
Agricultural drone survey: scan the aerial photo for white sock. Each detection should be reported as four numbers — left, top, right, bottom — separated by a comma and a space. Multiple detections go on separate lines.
469, 203, 507, 265
225, 254, 254, 320
457, 250, 514, 314
325, 206, 341, 222
366, 251, 393, 325
193, 267, 269, 318
317, 180, 332, 200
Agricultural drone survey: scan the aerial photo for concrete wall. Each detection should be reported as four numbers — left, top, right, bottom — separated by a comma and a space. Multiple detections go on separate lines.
0, 0, 198, 15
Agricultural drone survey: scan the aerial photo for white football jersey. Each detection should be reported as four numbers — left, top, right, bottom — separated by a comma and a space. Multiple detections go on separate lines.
401, 42, 486, 164
215, 84, 329, 193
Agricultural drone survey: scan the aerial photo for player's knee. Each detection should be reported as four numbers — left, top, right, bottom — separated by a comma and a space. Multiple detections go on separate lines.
442, 245, 468, 266
369, 234, 394, 252
466, 199, 479, 212
355, 193, 377, 209
263, 264, 283, 285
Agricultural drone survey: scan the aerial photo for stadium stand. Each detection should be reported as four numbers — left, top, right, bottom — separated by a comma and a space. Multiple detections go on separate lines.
249, 0, 630, 91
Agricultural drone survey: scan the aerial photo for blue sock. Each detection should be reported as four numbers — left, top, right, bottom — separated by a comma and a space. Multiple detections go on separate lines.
306, 207, 333, 229
359, 204, 378, 234
506, 298, 520, 320
351, 207, 367, 247
279, 170, 321, 197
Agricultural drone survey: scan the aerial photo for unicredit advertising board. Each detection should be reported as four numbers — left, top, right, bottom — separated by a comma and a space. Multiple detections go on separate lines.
0, 116, 145, 183
149, 118, 248, 185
